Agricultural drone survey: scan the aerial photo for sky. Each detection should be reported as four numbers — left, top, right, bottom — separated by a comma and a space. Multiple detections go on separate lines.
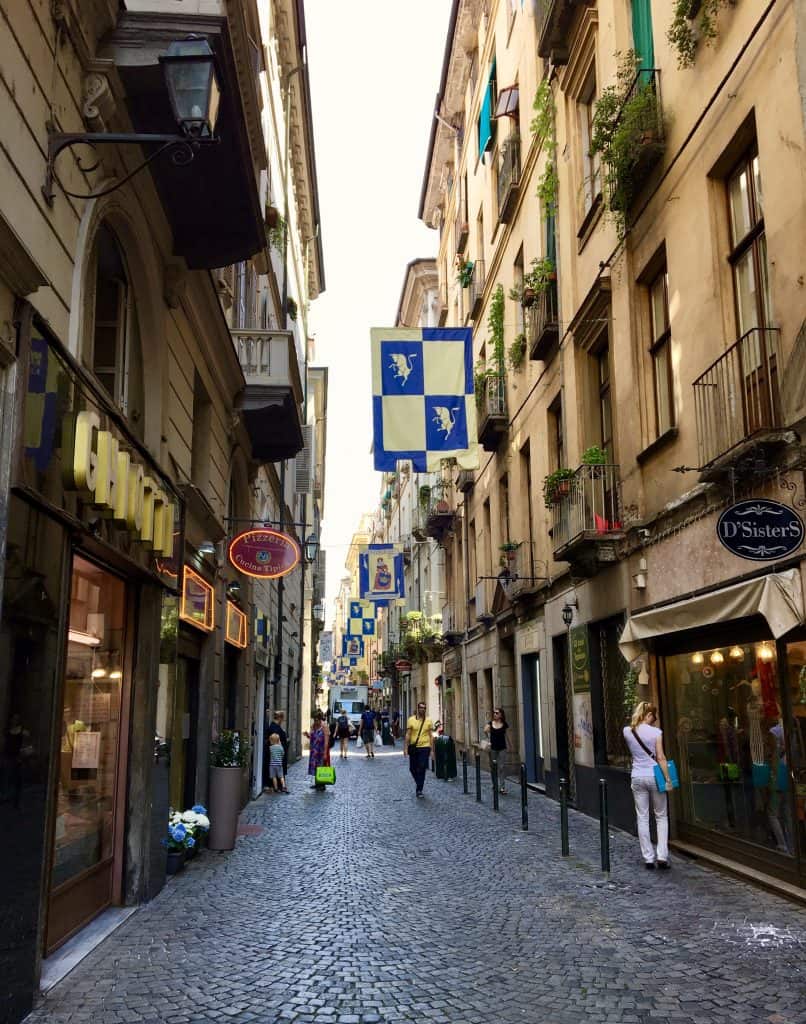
305, 0, 453, 621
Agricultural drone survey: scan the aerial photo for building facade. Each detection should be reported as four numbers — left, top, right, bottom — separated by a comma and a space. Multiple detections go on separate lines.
0, 2, 325, 1020
398, 0, 806, 894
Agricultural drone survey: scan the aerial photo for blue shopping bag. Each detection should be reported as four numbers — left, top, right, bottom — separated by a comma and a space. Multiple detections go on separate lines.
654, 760, 679, 793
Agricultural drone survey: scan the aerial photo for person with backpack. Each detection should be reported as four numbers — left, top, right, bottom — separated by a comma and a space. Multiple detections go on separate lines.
335, 709, 351, 760
359, 706, 377, 758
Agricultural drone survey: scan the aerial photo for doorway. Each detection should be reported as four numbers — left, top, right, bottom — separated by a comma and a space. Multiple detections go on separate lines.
169, 656, 200, 811
552, 633, 575, 800
521, 653, 544, 784
47, 554, 130, 952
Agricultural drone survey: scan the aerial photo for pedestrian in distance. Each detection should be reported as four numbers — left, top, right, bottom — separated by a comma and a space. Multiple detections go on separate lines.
484, 708, 511, 794
267, 710, 289, 782
359, 705, 377, 758
335, 708, 351, 760
623, 701, 674, 870
267, 733, 287, 794
404, 701, 435, 799
380, 706, 394, 745
304, 711, 330, 791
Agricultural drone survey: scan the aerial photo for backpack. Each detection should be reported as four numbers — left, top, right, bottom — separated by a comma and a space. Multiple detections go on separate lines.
338, 714, 349, 730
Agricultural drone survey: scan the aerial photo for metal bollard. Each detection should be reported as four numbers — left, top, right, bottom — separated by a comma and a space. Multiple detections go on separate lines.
559, 776, 570, 856
520, 763, 528, 831
462, 750, 469, 794
475, 753, 482, 802
492, 764, 499, 811
599, 777, 611, 873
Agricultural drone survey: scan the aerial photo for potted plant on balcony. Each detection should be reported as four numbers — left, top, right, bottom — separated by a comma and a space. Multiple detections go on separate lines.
581, 445, 608, 465
456, 257, 475, 289
542, 467, 575, 506
499, 540, 521, 569
507, 333, 527, 370
208, 730, 249, 852
286, 296, 298, 321
509, 257, 556, 308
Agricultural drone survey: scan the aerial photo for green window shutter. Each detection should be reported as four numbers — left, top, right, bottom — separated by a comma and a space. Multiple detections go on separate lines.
631, 0, 655, 75
478, 60, 497, 156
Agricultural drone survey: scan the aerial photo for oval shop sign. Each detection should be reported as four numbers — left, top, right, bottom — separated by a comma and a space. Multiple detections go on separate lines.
717, 500, 804, 561
228, 528, 301, 578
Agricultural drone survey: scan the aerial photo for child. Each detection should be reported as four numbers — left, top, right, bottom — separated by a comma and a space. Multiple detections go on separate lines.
268, 734, 286, 793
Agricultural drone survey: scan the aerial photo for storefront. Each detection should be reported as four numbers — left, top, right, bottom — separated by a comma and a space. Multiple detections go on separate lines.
0, 320, 181, 976
622, 568, 806, 888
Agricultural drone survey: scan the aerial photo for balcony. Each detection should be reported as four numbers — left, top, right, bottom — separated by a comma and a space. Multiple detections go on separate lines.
693, 327, 784, 476
233, 329, 304, 462
467, 259, 486, 322
476, 374, 507, 451
602, 69, 665, 218
497, 134, 521, 224
499, 541, 542, 599
423, 481, 457, 543
551, 464, 624, 573
455, 210, 469, 254
438, 279, 449, 326
441, 602, 464, 645
537, 0, 583, 64
526, 280, 560, 361
456, 469, 475, 493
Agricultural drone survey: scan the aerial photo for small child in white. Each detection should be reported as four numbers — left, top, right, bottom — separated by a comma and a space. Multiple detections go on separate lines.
268, 734, 286, 793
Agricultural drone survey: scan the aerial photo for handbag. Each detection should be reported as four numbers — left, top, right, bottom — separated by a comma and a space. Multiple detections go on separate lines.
718, 762, 740, 782
356, 735, 363, 749
631, 728, 679, 792
752, 762, 771, 788
315, 765, 336, 785
407, 718, 426, 757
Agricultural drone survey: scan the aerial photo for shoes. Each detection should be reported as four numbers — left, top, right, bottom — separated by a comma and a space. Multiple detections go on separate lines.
280, 789, 290, 794
499, 787, 506, 794
416, 790, 424, 799
644, 861, 656, 870
657, 860, 671, 870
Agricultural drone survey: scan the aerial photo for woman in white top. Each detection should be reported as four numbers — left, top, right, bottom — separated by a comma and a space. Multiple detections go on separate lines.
623, 701, 673, 870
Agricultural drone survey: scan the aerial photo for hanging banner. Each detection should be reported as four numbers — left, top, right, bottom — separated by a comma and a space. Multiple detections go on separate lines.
319, 631, 333, 663
347, 599, 376, 636
228, 528, 301, 578
359, 544, 405, 606
342, 636, 364, 659
370, 327, 480, 472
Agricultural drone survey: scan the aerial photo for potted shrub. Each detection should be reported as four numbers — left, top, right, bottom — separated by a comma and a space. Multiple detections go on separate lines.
456, 257, 474, 289
286, 296, 298, 321
581, 445, 608, 466
542, 468, 575, 506
170, 805, 210, 858
208, 730, 249, 851
507, 333, 527, 370
499, 541, 521, 568
163, 820, 192, 875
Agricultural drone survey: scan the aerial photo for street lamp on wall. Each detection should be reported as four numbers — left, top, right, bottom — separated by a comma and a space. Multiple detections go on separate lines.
304, 533, 320, 564
43, 35, 221, 205
561, 597, 577, 628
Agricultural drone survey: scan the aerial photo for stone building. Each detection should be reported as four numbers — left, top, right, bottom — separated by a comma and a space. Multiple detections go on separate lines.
0, 1, 325, 1019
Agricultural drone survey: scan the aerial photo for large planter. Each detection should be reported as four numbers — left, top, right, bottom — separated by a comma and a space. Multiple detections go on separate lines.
208, 766, 242, 851
166, 850, 185, 875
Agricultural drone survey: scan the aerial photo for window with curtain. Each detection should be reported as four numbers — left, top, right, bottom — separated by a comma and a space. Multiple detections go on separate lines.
631, 0, 655, 76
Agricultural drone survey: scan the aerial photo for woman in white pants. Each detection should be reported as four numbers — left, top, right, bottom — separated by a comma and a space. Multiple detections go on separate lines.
623, 702, 674, 870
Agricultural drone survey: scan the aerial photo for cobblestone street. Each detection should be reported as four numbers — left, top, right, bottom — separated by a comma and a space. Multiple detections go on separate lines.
27, 749, 806, 1024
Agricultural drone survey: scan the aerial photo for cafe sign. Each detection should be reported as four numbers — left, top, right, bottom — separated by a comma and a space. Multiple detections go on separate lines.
570, 625, 591, 694
717, 500, 804, 561
228, 528, 301, 578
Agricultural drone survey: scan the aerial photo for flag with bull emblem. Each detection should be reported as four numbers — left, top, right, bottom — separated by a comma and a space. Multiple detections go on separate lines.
370, 327, 480, 472
347, 600, 376, 637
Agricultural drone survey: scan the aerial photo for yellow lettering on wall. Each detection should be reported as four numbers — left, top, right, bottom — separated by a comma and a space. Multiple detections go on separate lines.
141, 476, 156, 546
94, 432, 119, 510
151, 488, 165, 552
159, 501, 175, 557
73, 411, 100, 492
114, 450, 131, 523
127, 463, 144, 533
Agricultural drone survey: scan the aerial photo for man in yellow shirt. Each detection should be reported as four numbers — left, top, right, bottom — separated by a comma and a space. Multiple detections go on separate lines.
403, 702, 434, 798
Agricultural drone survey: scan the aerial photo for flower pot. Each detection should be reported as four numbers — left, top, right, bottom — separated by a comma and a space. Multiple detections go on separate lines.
556, 479, 571, 497
266, 205, 280, 229
521, 287, 536, 308
185, 843, 197, 861
166, 850, 185, 875
208, 766, 243, 851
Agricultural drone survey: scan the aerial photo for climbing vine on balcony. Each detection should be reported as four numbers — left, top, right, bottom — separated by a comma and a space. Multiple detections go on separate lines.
530, 78, 557, 217
487, 284, 505, 373
668, 0, 734, 69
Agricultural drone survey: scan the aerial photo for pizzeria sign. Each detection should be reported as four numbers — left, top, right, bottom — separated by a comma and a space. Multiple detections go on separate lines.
228, 528, 301, 578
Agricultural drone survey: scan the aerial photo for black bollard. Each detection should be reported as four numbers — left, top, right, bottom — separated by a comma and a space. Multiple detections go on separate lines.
462, 750, 468, 794
475, 753, 482, 802
559, 776, 570, 856
599, 777, 611, 873
492, 764, 499, 811
520, 763, 528, 831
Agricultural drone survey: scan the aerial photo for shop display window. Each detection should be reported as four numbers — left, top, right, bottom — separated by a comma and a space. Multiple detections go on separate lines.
53, 556, 127, 892
225, 601, 247, 648
782, 641, 806, 867
664, 641, 795, 857
180, 566, 214, 631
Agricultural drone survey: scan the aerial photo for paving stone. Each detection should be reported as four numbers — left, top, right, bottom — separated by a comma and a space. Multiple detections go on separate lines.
23, 750, 806, 1024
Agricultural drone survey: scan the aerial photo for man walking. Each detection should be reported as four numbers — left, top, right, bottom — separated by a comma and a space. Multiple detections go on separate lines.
359, 705, 377, 758
404, 702, 434, 798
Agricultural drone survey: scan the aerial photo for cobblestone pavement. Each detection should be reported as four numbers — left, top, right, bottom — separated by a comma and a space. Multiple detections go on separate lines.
27, 748, 806, 1024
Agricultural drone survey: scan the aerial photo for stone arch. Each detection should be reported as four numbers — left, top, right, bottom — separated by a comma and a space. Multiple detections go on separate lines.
68, 191, 167, 456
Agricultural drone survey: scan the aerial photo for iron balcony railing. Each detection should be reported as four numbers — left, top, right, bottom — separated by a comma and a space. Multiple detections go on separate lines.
693, 327, 782, 467
497, 134, 521, 220
551, 464, 622, 554
468, 258, 485, 318
525, 280, 559, 359
478, 373, 506, 419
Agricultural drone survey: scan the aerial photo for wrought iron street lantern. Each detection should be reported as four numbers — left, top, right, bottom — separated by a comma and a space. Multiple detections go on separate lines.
304, 533, 320, 564
43, 35, 221, 205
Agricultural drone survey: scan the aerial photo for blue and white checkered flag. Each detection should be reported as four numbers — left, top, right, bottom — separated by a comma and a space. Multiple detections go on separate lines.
371, 327, 481, 472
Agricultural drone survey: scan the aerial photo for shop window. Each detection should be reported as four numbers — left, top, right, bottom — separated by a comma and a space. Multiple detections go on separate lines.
664, 641, 796, 857
226, 601, 248, 649
88, 224, 144, 440
782, 640, 806, 863
180, 567, 214, 632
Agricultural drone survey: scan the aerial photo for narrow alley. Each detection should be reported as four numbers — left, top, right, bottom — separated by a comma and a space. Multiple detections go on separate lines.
27, 752, 806, 1024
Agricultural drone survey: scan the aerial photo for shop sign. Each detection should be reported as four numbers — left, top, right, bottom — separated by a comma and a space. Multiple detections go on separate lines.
717, 500, 804, 561
225, 601, 248, 649
180, 566, 215, 632
395, 659, 412, 671
569, 625, 591, 694
228, 528, 301, 578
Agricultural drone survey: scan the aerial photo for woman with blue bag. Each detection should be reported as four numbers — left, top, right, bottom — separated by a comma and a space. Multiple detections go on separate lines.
624, 701, 678, 870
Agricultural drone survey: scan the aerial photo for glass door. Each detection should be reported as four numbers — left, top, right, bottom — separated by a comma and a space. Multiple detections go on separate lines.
47, 555, 129, 952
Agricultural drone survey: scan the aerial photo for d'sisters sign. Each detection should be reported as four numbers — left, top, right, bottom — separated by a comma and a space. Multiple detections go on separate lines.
228, 529, 301, 578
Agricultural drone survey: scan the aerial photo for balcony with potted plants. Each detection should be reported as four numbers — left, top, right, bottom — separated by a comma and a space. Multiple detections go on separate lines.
547, 447, 624, 573
510, 257, 559, 362
232, 328, 304, 461
475, 370, 507, 452
422, 481, 456, 543
498, 540, 542, 599
692, 326, 785, 481
400, 611, 445, 664
497, 132, 521, 224
537, 0, 580, 65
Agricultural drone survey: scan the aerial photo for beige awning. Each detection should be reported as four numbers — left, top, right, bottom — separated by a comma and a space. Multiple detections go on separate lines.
619, 568, 804, 662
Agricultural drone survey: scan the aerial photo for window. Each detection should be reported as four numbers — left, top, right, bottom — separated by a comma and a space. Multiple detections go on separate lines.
631, 0, 655, 73
500, 472, 510, 544
649, 267, 674, 435
190, 372, 212, 490
520, 440, 534, 567
513, 247, 524, 334
578, 66, 601, 218
548, 393, 564, 471
727, 149, 772, 335
89, 225, 144, 438
597, 345, 613, 458
478, 59, 497, 156
233, 261, 257, 329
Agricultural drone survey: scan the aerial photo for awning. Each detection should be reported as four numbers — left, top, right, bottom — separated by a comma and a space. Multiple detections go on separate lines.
619, 568, 804, 661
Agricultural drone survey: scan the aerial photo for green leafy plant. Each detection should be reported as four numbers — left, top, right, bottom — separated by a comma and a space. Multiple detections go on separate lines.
500, 541, 521, 552
591, 52, 664, 234
456, 259, 474, 288
268, 214, 286, 252
542, 467, 575, 506
418, 485, 432, 511
510, 257, 557, 306
622, 665, 640, 720
487, 285, 505, 372
210, 730, 250, 768
668, 0, 732, 69
581, 445, 608, 465
286, 296, 298, 321
507, 333, 527, 370
531, 78, 558, 217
